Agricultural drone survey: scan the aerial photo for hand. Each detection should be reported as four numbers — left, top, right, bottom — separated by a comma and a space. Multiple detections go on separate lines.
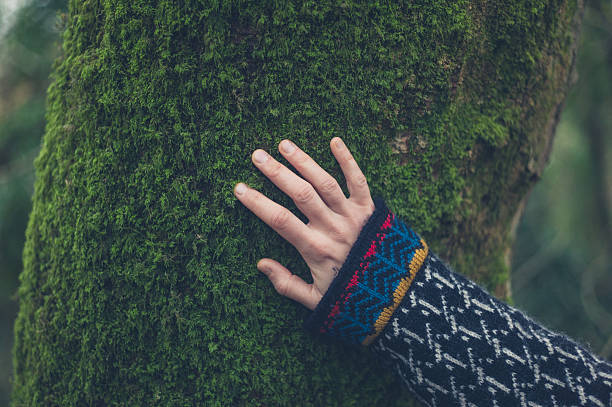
233, 137, 375, 310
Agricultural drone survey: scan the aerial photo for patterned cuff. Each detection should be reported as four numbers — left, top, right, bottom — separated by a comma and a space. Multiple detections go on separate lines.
303, 196, 429, 346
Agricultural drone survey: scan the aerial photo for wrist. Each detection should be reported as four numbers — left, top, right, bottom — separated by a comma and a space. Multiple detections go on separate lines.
303, 196, 428, 346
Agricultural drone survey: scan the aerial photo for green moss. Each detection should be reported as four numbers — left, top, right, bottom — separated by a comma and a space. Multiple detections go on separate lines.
12, 0, 580, 405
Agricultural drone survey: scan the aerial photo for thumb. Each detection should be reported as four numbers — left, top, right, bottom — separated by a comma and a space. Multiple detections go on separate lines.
257, 258, 321, 311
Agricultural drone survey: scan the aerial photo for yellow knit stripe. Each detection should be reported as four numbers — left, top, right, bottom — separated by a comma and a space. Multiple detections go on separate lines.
362, 239, 429, 346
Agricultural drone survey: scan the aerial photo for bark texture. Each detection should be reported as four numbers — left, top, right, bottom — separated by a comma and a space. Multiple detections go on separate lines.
12, 0, 583, 405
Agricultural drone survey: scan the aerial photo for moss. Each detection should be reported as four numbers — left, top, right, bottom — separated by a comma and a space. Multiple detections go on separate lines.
12, 0, 581, 405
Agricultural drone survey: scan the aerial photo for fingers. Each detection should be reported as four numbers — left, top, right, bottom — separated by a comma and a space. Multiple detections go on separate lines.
257, 258, 321, 310
278, 140, 348, 214
251, 148, 335, 225
330, 137, 373, 205
234, 183, 313, 254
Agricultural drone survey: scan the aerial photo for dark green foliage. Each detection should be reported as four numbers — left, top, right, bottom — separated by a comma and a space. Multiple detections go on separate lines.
12, 0, 581, 405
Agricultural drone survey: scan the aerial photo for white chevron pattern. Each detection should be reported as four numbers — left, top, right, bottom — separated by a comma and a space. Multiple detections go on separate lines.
371, 253, 612, 407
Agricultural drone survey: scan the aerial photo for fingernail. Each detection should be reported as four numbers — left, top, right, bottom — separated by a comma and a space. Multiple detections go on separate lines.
334, 137, 344, 148
253, 149, 268, 164
234, 183, 247, 196
281, 140, 296, 154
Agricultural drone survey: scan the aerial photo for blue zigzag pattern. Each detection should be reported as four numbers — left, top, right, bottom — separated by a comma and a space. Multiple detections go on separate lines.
324, 214, 426, 344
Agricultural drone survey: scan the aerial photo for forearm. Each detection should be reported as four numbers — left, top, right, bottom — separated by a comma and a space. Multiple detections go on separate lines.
370, 251, 612, 406
304, 197, 612, 406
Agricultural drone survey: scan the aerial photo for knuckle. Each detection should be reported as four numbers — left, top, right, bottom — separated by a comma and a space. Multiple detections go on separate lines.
270, 209, 291, 230
307, 240, 329, 258
329, 224, 353, 246
275, 275, 292, 297
319, 176, 339, 194
267, 161, 283, 178
329, 222, 347, 239
295, 152, 311, 165
353, 174, 368, 188
365, 200, 375, 214
294, 184, 316, 204
343, 153, 356, 164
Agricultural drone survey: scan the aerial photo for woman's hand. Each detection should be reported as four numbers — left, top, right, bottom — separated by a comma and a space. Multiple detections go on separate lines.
233, 137, 375, 310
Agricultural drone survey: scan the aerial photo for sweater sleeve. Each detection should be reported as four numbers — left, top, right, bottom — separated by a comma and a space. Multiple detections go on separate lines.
303, 196, 612, 406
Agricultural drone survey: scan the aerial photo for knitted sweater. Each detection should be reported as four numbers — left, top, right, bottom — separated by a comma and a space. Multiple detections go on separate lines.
303, 197, 612, 406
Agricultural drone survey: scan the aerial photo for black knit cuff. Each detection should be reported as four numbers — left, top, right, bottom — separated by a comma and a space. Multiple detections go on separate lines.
302, 196, 428, 346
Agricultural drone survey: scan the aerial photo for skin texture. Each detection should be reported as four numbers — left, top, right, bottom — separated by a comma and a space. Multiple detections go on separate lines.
233, 137, 375, 310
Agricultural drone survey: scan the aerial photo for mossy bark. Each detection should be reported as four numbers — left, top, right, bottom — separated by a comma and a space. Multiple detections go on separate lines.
12, 0, 583, 405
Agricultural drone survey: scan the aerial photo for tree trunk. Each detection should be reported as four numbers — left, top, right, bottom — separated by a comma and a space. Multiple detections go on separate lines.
12, 1, 584, 405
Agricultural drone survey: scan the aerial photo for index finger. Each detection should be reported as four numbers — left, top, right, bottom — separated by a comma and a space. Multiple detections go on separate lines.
234, 182, 313, 254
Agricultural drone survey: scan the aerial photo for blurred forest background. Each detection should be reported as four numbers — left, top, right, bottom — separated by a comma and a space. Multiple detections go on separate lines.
0, 0, 610, 404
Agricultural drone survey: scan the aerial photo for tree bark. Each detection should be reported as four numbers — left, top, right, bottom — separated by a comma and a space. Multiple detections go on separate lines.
12, 0, 584, 405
